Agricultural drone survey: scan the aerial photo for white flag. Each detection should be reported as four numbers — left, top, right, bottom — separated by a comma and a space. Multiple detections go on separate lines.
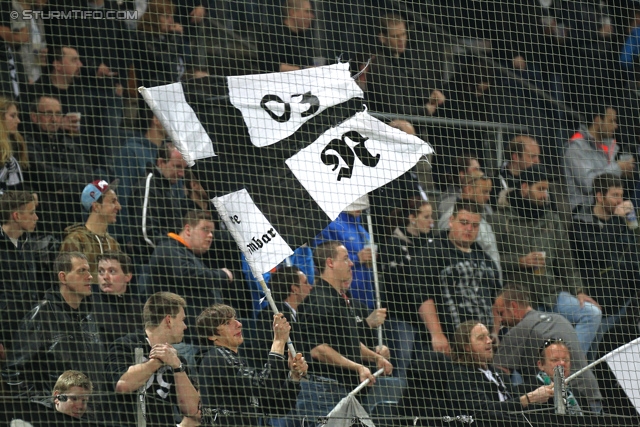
212, 189, 295, 275
139, 83, 215, 166
140, 67, 433, 277
227, 63, 364, 148
211, 111, 432, 275
606, 337, 640, 415
286, 111, 433, 219
324, 394, 376, 427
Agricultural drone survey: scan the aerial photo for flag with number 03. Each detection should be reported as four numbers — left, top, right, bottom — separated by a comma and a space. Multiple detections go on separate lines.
139, 63, 433, 275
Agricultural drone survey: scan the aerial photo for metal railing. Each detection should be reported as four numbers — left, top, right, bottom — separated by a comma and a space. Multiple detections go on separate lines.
370, 112, 529, 169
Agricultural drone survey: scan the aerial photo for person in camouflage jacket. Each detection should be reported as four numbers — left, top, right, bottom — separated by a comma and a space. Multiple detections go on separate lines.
60, 180, 120, 284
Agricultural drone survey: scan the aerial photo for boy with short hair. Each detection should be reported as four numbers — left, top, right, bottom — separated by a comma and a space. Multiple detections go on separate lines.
61, 179, 121, 283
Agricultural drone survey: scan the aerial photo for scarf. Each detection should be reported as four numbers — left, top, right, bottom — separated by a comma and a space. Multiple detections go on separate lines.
509, 190, 550, 221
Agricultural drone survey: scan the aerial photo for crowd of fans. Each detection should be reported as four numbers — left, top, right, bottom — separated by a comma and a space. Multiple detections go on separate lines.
1, 0, 640, 426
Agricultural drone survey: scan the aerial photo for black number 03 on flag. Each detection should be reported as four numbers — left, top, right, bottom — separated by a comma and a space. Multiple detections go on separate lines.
139, 63, 433, 275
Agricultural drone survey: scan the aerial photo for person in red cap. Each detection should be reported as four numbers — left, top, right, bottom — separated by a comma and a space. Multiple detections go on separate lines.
60, 179, 121, 284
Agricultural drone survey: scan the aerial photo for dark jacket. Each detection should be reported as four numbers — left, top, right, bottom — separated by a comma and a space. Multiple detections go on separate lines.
0, 1, 20, 100
490, 189, 583, 308
3, 399, 102, 427
244, 302, 296, 369
570, 204, 640, 316
0, 228, 39, 350
202, 229, 252, 321
447, 363, 525, 419
379, 227, 435, 324
419, 237, 500, 339
129, 168, 189, 254
145, 235, 225, 328
91, 286, 144, 346
397, 350, 460, 420
430, 73, 500, 155
432, 0, 498, 43
23, 128, 94, 233
294, 279, 370, 388
259, 23, 316, 73
44, 0, 132, 88
23, 128, 94, 194
366, 45, 437, 116
493, 0, 568, 69
2, 290, 106, 398
132, 31, 187, 90
197, 344, 299, 426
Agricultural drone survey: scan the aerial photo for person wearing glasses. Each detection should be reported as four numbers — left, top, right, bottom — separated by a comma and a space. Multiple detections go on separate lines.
22, 43, 116, 175
52, 370, 94, 420
447, 321, 554, 419
22, 94, 93, 235
492, 284, 603, 412
2, 252, 107, 421
5, 370, 97, 426
534, 338, 583, 415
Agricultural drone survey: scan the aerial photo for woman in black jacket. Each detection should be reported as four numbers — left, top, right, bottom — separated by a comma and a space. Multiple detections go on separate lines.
378, 199, 436, 363
447, 321, 554, 419
196, 304, 307, 426
379, 199, 435, 325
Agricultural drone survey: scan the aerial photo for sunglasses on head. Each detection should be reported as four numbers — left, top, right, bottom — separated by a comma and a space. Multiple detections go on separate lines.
540, 337, 564, 355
